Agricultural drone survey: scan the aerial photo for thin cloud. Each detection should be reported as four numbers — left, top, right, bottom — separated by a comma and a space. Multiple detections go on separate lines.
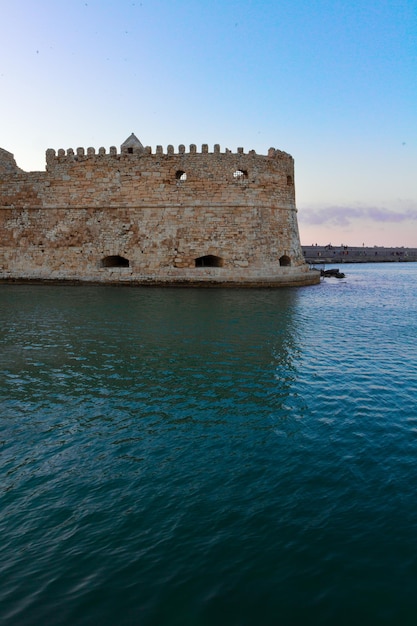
299, 203, 417, 227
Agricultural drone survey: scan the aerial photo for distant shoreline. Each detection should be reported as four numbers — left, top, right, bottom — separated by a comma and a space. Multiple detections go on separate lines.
302, 245, 417, 264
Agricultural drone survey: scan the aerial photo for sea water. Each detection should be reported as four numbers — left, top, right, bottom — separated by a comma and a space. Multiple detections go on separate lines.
1, 263, 417, 625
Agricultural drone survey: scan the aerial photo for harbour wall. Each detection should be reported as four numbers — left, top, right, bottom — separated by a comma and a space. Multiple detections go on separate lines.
302, 245, 417, 264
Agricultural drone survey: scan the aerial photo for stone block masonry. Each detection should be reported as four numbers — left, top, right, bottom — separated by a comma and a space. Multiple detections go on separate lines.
0, 134, 319, 287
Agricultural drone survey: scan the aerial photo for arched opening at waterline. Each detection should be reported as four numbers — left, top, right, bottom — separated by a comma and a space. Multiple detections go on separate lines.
101, 255, 130, 268
195, 255, 224, 268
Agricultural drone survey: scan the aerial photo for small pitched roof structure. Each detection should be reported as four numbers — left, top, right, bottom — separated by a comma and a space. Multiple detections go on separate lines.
120, 133, 144, 153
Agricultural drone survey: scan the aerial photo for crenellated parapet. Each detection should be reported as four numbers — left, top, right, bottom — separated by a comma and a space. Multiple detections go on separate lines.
45, 142, 292, 168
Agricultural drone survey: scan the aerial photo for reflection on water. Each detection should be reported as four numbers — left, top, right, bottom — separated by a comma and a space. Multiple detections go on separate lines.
2, 287, 302, 425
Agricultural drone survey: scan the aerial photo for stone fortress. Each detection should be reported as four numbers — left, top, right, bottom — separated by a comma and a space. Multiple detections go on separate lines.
0, 134, 319, 286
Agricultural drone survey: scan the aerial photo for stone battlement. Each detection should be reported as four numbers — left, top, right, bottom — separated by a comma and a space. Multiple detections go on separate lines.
44, 141, 291, 171
45, 141, 290, 159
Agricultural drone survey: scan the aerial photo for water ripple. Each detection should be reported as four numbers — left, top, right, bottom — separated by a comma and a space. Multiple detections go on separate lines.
1, 265, 417, 624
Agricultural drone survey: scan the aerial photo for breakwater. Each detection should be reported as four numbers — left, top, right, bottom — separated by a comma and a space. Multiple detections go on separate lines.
302, 244, 417, 264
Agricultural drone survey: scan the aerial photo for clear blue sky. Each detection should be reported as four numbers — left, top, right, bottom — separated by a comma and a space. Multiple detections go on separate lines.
1, 0, 416, 246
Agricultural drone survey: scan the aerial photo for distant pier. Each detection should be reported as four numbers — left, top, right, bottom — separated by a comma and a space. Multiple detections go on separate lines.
302, 245, 417, 264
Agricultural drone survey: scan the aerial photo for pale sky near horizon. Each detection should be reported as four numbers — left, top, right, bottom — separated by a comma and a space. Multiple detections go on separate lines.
1, 0, 416, 246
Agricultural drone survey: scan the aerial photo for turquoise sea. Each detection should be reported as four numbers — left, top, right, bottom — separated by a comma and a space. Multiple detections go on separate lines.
1, 263, 417, 625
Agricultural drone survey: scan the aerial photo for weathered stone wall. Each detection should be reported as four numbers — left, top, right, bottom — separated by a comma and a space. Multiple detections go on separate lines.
0, 148, 23, 175
0, 141, 319, 286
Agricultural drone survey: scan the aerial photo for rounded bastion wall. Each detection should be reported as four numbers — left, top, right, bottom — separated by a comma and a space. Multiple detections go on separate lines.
0, 142, 319, 286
